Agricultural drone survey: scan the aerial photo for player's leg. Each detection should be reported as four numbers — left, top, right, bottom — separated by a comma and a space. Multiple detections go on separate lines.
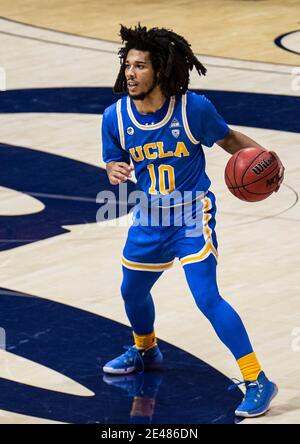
121, 266, 161, 337
103, 266, 164, 374
183, 254, 278, 417
103, 219, 174, 374
175, 191, 277, 416
183, 254, 254, 360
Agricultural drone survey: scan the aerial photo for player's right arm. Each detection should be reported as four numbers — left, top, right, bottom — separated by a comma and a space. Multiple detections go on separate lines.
106, 161, 133, 185
101, 105, 134, 185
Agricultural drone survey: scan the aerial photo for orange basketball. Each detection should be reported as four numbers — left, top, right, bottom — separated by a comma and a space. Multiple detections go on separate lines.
224, 147, 280, 202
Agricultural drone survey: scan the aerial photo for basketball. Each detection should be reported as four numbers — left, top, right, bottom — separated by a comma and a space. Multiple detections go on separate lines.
224, 147, 280, 202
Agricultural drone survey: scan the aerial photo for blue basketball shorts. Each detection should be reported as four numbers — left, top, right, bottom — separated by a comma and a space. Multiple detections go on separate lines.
122, 190, 218, 272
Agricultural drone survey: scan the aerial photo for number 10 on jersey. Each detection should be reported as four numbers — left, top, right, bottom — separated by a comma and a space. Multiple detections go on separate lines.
147, 164, 176, 195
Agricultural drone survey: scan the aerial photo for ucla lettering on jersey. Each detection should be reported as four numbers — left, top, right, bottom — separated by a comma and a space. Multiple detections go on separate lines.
102, 91, 229, 207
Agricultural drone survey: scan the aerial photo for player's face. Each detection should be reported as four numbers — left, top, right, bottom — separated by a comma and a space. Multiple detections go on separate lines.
125, 49, 158, 100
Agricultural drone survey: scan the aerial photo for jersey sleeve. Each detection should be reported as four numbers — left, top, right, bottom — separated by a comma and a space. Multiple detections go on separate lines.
101, 105, 130, 164
187, 93, 230, 147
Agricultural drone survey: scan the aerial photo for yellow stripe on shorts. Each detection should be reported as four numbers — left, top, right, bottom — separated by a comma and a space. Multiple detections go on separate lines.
122, 256, 174, 272
180, 241, 218, 266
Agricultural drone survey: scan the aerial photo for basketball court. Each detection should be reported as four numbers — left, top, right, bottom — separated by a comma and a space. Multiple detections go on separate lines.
0, 0, 299, 424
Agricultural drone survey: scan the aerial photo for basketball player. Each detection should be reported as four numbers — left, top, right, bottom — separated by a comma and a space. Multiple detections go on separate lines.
101, 24, 284, 418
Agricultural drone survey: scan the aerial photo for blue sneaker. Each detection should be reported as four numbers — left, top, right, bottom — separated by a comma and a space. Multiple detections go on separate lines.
102, 345, 163, 375
231, 371, 278, 418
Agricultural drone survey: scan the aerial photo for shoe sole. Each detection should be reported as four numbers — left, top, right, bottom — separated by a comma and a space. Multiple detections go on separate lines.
102, 361, 162, 375
235, 384, 278, 418
102, 365, 136, 375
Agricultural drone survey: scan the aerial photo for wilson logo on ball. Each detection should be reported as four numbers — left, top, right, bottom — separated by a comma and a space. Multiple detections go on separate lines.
224, 147, 281, 202
251, 157, 274, 175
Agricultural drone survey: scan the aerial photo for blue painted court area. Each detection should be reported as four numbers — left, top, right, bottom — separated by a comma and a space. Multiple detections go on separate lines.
1, 87, 299, 133
0, 289, 242, 423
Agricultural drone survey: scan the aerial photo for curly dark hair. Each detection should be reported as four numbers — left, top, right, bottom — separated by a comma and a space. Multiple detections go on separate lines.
114, 24, 206, 96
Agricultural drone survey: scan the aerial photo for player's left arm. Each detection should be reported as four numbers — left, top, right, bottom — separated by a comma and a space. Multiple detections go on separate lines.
216, 128, 264, 154
217, 128, 285, 191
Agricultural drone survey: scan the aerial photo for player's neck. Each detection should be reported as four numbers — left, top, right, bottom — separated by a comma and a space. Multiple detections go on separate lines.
133, 87, 167, 114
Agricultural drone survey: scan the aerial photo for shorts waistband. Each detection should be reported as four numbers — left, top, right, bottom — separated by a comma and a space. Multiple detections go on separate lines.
140, 190, 208, 210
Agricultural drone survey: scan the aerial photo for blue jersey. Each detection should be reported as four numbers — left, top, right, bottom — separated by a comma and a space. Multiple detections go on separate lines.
102, 91, 229, 206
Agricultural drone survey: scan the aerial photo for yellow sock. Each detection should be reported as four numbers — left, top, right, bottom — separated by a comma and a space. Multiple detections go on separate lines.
237, 352, 261, 381
133, 331, 157, 350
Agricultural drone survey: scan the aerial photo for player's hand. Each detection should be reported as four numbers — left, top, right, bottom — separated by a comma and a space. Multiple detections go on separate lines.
269, 151, 285, 192
106, 161, 134, 185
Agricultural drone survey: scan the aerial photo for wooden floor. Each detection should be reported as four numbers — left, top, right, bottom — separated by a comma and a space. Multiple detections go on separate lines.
0, 0, 299, 64
0, 1, 299, 424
